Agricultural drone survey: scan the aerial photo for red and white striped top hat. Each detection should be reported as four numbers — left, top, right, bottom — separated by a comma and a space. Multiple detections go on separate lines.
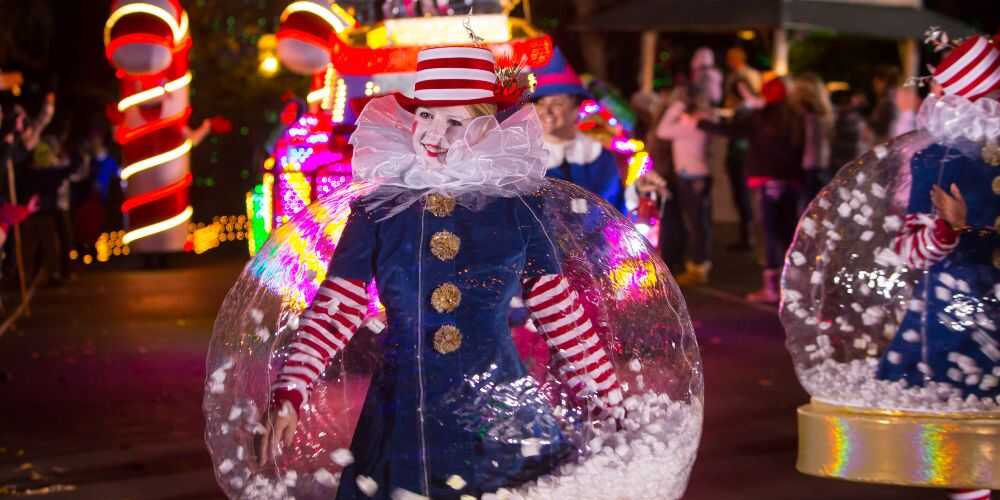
395, 46, 518, 112
933, 35, 1000, 101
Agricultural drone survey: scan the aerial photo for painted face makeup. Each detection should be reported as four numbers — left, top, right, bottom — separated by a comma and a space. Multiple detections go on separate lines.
411, 105, 474, 165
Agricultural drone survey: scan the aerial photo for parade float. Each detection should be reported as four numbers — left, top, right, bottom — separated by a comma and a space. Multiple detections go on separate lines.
244, 0, 652, 255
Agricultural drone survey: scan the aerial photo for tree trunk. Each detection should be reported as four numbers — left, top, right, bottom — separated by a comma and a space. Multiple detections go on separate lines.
574, 0, 607, 81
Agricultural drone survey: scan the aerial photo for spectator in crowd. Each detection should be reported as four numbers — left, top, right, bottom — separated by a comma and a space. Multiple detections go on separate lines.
699, 78, 804, 304
690, 47, 723, 106
868, 65, 901, 143
23, 126, 83, 284
889, 86, 921, 138
829, 90, 868, 173
654, 83, 718, 286
791, 73, 834, 210
721, 46, 763, 251
532, 48, 626, 214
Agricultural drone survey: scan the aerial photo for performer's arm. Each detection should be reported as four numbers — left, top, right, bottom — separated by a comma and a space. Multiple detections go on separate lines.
523, 274, 622, 417
270, 277, 368, 415
891, 212, 958, 269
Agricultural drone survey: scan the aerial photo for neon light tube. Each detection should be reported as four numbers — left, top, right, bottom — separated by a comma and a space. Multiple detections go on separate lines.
121, 139, 192, 181
105, 3, 188, 46
117, 72, 192, 111
123, 205, 193, 245
282, 1, 352, 33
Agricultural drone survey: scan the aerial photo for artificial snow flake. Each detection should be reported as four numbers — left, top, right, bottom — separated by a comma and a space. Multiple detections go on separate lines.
256, 327, 270, 343
356, 475, 379, 497
790, 251, 806, 266
628, 358, 642, 372
315, 468, 339, 488
365, 318, 386, 334
219, 459, 234, 474
860, 230, 874, 241
902, 330, 920, 342
250, 308, 264, 324
837, 202, 852, 218
521, 438, 542, 457
447, 475, 467, 490
801, 218, 818, 237
570, 198, 588, 214
391, 488, 429, 500
331, 448, 354, 467
874, 144, 888, 159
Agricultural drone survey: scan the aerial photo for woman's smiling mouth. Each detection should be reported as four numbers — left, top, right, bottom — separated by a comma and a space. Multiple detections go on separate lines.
422, 143, 445, 157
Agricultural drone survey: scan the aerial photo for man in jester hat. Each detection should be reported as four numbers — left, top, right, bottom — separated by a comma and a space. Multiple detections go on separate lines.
531, 48, 627, 214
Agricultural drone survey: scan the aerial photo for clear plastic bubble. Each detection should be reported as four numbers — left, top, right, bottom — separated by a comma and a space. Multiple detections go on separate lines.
782, 129, 1000, 414
204, 180, 702, 499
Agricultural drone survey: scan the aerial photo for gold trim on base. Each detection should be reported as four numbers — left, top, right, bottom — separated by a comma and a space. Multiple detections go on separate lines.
797, 400, 1000, 489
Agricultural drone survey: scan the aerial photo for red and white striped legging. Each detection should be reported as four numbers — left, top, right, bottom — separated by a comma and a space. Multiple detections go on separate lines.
271, 274, 621, 417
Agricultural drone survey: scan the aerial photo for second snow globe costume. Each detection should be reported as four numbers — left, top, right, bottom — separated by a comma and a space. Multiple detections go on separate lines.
782, 30, 1000, 496
204, 45, 703, 499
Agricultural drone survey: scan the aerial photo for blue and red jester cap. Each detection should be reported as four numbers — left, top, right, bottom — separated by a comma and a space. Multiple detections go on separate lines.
530, 47, 591, 102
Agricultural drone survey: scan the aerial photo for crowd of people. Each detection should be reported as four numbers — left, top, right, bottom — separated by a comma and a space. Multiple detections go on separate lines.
627, 46, 924, 303
0, 76, 121, 289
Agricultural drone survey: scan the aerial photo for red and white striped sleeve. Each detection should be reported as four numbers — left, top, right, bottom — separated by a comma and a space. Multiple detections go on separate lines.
891, 213, 959, 270
270, 277, 368, 414
523, 274, 623, 416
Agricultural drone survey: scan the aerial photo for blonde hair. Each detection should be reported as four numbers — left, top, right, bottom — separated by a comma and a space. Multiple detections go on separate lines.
792, 73, 834, 134
465, 103, 498, 118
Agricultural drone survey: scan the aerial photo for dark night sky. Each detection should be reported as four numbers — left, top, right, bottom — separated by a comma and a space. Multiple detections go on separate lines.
1, 0, 998, 218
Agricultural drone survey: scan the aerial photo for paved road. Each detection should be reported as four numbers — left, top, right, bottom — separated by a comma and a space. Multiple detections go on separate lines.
0, 249, 943, 499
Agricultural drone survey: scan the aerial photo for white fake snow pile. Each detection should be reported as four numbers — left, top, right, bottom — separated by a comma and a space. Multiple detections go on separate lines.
215, 394, 701, 500
508, 394, 701, 500
801, 357, 1000, 413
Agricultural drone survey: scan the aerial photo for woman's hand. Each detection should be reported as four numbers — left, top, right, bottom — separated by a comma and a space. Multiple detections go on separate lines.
636, 170, 668, 198
931, 183, 967, 230
257, 401, 298, 466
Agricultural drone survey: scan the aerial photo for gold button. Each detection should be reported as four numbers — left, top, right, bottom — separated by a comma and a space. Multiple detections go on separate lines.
430, 230, 460, 261
425, 194, 456, 217
984, 143, 1000, 166
994, 248, 1000, 270
431, 283, 461, 313
993, 176, 1000, 195
433, 325, 462, 354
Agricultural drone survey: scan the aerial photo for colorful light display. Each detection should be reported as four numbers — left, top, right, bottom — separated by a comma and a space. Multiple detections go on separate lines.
105, 0, 195, 252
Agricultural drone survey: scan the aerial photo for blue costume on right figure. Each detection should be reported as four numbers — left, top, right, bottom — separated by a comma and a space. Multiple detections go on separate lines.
876, 141, 1000, 397
875, 34, 1000, 404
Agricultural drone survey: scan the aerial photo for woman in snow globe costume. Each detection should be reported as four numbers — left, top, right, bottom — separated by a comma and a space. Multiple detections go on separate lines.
204, 44, 702, 500
782, 30, 1000, 497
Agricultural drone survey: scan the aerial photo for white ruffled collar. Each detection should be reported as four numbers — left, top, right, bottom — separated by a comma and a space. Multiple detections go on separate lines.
348, 96, 548, 200
918, 94, 1000, 145
543, 133, 604, 169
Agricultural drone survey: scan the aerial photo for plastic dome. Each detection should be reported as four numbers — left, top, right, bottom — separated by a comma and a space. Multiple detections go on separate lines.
782, 122, 1000, 415
204, 180, 703, 499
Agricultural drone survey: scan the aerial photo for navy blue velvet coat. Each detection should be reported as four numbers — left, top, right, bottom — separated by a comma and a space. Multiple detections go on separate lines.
329, 193, 572, 499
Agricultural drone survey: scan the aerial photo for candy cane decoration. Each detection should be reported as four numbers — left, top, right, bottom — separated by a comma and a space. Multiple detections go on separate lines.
105, 0, 194, 252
